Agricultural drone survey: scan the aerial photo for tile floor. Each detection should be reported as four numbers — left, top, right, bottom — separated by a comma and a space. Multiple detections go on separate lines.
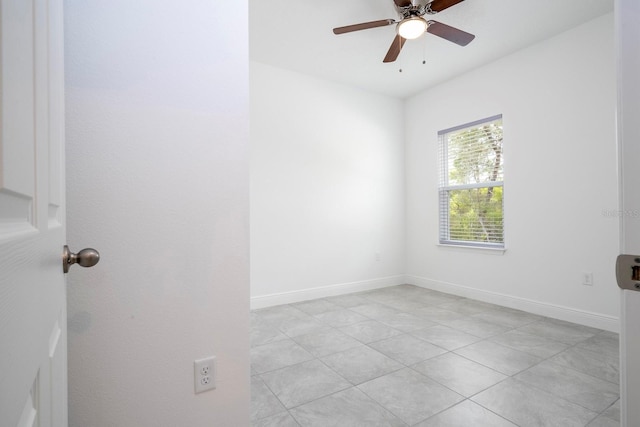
250, 285, 620, 427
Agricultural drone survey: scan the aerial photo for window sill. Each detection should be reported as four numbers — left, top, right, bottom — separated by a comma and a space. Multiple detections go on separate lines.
437, 244, 506, 255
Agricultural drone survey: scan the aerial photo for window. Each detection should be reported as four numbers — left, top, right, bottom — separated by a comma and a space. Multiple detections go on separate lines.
438, 115, 504, 248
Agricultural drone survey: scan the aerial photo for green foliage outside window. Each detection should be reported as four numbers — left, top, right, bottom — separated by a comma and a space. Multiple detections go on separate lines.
448, 187, 503, 243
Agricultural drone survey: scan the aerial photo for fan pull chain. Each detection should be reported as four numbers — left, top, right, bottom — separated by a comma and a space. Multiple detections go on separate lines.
422, 35, 427, 65
399, 37, 404, 72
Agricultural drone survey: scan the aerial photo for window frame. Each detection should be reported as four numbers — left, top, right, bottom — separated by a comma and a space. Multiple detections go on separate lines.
438, 114, 504, 249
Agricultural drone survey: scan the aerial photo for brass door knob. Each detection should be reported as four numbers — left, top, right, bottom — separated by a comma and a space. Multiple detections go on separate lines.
63, 245, 100, 273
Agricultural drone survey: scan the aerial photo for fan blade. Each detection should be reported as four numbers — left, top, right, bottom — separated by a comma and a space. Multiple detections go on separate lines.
333, 19, 395, 35
394, 0, 412, 7
383, 35, 407, 63
427, 20, 475, 46
428, 0, 465, 13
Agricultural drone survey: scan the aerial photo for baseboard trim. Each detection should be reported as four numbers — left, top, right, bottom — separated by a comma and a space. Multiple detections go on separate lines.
406, 275, 620, 333
250, 276, 406, 310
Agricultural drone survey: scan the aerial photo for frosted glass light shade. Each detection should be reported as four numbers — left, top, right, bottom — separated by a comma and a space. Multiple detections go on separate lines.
397, 17, 427, 39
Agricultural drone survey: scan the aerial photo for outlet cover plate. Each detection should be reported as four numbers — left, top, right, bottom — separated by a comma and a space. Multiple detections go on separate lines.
194, 356, 216, 393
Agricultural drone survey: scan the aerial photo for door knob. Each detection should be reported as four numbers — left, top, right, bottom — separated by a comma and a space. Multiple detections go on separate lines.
63, 245, 100, 273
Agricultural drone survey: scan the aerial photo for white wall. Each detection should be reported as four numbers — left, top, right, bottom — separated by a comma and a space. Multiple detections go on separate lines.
64, 1, 250, 426
250, 62, 405, 307
405, 13, 619, 330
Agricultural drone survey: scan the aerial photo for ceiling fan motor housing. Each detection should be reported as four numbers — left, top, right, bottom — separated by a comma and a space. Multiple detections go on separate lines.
395, 0, 434, 18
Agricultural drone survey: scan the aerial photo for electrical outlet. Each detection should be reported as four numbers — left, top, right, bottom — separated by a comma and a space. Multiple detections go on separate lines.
583, 272, 594, 286
194, 356, 216, 394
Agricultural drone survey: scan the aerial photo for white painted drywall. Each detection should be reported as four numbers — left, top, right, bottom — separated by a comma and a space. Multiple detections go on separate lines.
64, 1, 250, 426
405, 13, 620, 329
250, 62, 405, 307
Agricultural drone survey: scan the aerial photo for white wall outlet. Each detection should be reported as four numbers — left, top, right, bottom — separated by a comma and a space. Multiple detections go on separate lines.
194, 356, 216, 394
583, 272, 594, 286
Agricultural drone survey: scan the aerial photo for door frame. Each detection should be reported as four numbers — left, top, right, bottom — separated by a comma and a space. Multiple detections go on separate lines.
616, 0, 640, 426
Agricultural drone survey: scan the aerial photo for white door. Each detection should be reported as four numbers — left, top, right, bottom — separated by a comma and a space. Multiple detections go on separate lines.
0, 0, 68, 426
617, 0, 640, 426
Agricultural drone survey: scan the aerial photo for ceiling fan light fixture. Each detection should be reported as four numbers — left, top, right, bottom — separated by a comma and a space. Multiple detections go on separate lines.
397, 16, 427, 39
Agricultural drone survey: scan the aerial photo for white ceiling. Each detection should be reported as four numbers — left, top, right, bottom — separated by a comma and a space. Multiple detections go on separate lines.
249, 0, 613, 98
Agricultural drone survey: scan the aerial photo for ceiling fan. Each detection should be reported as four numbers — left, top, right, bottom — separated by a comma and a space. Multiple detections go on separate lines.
333, 0, 475, 63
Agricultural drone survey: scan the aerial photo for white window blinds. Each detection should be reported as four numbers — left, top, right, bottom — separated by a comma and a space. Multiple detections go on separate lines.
438, 115, 504, 248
